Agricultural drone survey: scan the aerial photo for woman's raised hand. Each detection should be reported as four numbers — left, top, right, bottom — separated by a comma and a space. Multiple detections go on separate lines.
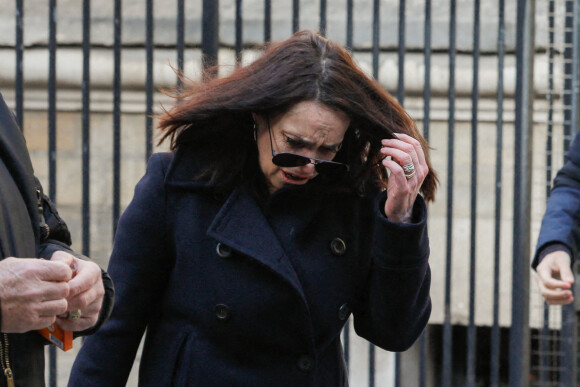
380, 133, 428, 223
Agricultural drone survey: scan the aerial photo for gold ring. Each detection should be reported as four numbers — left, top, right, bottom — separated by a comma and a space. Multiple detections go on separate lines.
405, 170, 416, 179
67, 309, 82, 321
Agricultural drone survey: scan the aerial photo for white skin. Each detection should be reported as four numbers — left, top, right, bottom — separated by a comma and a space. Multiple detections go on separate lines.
0, 250, 104, 333
253, 100, 429, 223
535, 250, 574, 305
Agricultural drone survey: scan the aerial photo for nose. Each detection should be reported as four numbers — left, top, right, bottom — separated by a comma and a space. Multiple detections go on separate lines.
296, 162, 317, 175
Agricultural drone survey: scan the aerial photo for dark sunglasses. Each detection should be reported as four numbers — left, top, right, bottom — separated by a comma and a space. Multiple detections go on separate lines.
266, 117, 350, 175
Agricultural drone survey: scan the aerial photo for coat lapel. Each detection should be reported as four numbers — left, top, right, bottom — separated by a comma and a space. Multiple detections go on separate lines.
206, 186, 307, 302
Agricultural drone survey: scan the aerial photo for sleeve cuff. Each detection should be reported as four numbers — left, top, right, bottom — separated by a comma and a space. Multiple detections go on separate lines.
533, 242, 573, 270
371, 192, 430, 267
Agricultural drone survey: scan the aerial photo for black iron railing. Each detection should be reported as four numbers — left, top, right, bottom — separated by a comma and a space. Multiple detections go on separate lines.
6, 0, 580, 386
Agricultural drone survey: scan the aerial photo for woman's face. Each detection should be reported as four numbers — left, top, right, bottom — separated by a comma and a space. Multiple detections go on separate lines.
253, 100, 350, 194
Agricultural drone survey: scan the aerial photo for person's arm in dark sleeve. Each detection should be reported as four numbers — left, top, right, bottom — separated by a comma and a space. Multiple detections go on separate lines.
353, 192, 431, 352
533, 132, 580, 305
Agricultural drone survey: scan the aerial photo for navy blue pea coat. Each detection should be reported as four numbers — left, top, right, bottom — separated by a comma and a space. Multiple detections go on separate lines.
70, 149, 431, 387
533, 131, 580, 268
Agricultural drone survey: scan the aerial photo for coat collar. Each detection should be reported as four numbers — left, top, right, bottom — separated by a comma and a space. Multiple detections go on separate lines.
206, 185, 307, 303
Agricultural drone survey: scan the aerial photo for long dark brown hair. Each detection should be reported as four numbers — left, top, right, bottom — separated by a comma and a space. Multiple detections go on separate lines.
158, 30, 437, 202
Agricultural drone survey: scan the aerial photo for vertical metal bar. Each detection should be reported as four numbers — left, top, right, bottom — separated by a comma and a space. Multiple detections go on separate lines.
560, 0, 579, 381
177, 0, 185, 82
372, 0, 379, 79
442, 1, 456, 387
342, 11, 353, 377
15, 0, 24, 129
292, 0, 299, 33
343, 320, 350, 372
202, 0, 219, 70
573, 0, 580, 137
48, 0, 58, 384
82, 0, 91, 257
394, 3, 407, 383
419, 2, 432, 386
369, 343, 375, 387
113, 0, 122, 234
319, 0, 327, 37
539, 1, 555, 384
48, 0, 57, 227
467, 2, 480, 386
397, 0, 405, 105
145, 0, 153, 159
422, 0, 431, 142
568, 0, 579, 135
370, 2, 379, 384
371, 3, 380, 385
562, 0, 577, 153
490, 0, 505, 386
264, 0, 271, 42
235, 0, 242, 65
509, 0, 534, 385
346, 0, 353, 50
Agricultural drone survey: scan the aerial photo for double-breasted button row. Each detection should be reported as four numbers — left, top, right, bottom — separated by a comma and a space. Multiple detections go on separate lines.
338, 303, 350, 321
214, 304, 231, 321
216, 242, 232, 258
330, 237, 346, 256
297, 355, 314, 372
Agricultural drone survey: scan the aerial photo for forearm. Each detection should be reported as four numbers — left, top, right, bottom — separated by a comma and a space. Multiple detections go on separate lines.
353, 194, 431, 351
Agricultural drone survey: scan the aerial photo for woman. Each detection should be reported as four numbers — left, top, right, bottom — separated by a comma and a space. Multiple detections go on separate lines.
70, 30, 437, 386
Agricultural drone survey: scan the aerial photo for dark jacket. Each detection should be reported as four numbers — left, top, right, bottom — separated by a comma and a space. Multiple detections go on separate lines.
533, 132, 580, 269
0, 93, 114, 387
70, 148, 431, 386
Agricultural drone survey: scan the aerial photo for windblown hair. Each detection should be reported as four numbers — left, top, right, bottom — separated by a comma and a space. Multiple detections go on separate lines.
158, 30, 438, 202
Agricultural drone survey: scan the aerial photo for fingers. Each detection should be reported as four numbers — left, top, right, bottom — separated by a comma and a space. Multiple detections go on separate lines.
56, 298, 102, 332
535, 273, 574, 305
39, 281, 70, 302
49, 251, 78, 274
67, 260, 101, 301
535, 251, 574, 305
0, 256, 104, 333
67, 278, 104, 311
38, 298, 69, 318
33, 259, 73, 282
381, 133, 428, 184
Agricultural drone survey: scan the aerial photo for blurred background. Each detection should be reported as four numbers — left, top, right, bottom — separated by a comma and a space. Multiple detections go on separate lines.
0, 0, 578, 386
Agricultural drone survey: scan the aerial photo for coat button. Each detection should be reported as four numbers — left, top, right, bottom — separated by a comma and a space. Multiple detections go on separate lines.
330, 238, 346, 256
337, 303, 350, 321
297, 355, 314, 372
216, 242, 232, 258
214, 304, 231, 321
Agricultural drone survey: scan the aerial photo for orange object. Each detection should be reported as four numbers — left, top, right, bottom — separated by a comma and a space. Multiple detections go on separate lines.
38, 324, 72, 351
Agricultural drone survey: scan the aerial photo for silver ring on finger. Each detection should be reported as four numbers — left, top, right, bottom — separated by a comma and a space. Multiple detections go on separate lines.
405, 170, 416, 179
402, 162, 415, 174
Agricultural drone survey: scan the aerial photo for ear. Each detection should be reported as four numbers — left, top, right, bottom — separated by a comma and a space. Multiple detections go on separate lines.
252, 112, 265, 130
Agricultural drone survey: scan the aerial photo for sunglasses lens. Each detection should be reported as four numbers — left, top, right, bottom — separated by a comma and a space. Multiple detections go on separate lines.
272, 153, 310, 167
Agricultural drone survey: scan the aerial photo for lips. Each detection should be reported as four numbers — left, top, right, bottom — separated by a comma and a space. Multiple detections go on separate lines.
282, 170, 310, 184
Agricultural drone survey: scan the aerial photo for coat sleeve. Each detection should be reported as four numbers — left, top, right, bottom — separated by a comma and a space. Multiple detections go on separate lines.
69, 152, 173, 386
353, 192, 431, 352
532, 132, 580, 269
